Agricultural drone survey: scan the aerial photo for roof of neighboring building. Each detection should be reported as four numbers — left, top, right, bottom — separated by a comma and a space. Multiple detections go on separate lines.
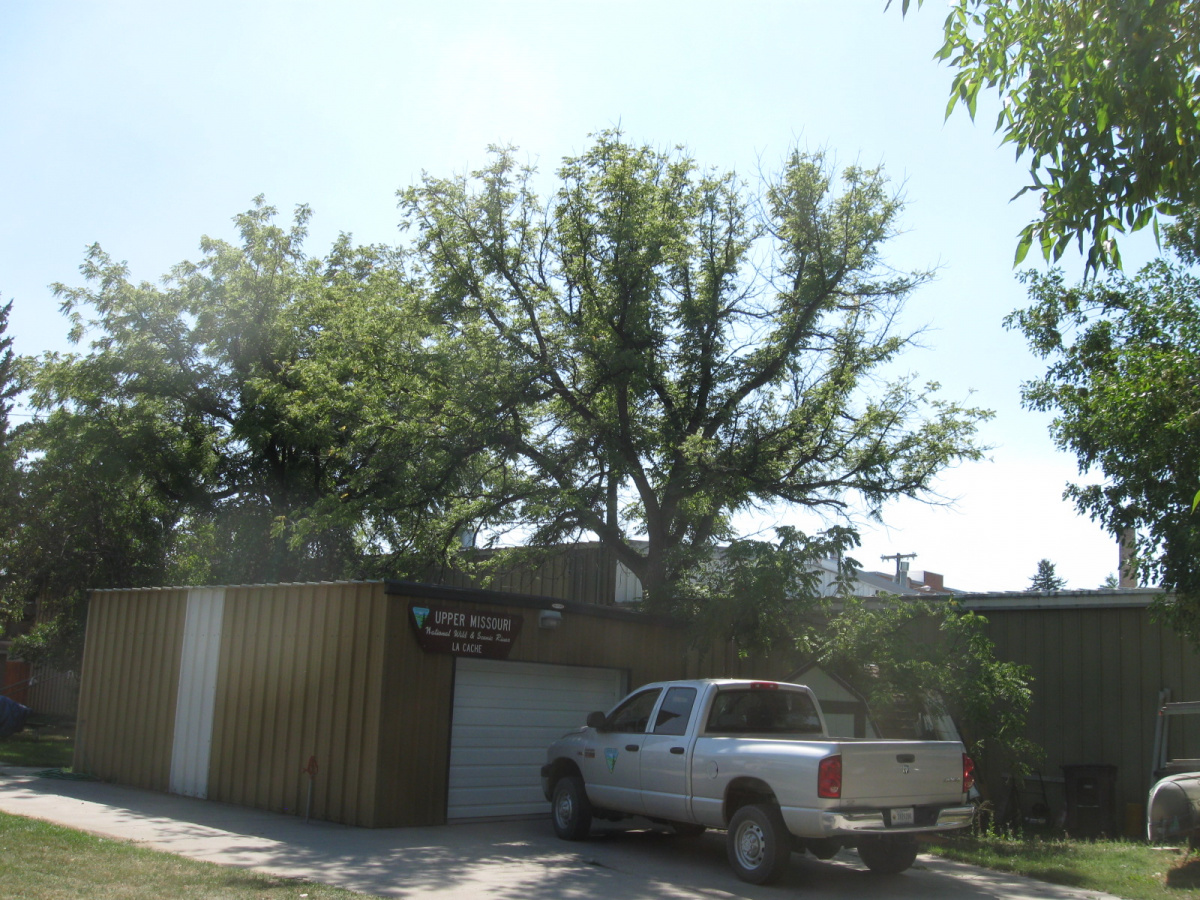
814, 559, 961, 596
956, 587, 1166, 610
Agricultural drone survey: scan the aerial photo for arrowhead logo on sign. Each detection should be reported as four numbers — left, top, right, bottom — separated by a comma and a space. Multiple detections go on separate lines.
605, 748, 619, 773
412, 607, 430, 629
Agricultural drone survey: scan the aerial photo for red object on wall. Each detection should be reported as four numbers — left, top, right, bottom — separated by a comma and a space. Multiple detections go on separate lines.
2, 660, 31, 706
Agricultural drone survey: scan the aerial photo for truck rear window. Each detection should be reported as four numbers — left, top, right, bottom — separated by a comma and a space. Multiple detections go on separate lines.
705, 688, 823, 735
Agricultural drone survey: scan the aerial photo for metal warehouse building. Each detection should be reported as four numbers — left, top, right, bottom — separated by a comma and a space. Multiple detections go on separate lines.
75, 577, 1200, 837
73, 579, 739, 827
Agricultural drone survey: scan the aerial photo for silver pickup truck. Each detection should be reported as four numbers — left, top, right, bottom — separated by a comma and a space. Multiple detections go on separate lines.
542, 678, 975, 884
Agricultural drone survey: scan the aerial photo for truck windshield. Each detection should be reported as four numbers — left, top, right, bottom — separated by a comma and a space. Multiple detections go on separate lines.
705, 688, 823, 735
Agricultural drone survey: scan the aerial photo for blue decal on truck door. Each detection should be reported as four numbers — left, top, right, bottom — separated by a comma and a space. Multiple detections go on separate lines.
605, 748, 619, 773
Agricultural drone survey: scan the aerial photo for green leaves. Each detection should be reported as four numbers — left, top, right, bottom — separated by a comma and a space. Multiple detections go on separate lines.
905, 0, 1200, 272
14, 200, 398, 609
396, 131, 988, 614
1006, 232, 1200, 640
10, 132, 992, 660
679, 526, 860, 656
819, 598, 1037, 772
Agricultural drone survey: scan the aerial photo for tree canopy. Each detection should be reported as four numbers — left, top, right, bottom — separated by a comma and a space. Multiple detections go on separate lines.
897, 0, 1200, 271
4, 133, 994, 661
1006, 229, 1200, 638
367, 133, 991, 611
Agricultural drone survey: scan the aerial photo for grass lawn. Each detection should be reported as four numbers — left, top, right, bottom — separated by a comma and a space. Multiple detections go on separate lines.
0, 811, 383, 899
928, 830, 1200, 900
0, 721, 75, 769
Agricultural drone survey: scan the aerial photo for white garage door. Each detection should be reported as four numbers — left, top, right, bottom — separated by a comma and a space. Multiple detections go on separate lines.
448, 658, 625, 820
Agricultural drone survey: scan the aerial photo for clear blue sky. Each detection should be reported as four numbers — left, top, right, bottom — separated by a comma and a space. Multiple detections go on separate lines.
1, 1, 1153, 591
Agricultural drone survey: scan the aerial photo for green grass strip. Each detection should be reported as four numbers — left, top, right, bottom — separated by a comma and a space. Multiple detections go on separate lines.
0, 811, 382, 900
929, 832, 1200, 900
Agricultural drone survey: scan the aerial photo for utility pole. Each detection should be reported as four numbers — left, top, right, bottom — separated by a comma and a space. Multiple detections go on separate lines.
880, 552, 917, 586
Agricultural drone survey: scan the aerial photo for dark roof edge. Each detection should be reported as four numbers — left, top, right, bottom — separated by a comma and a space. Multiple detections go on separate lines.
383, 579, 682, 627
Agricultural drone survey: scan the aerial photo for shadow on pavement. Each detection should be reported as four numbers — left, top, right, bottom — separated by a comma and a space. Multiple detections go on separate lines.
0, 775, 1115, 900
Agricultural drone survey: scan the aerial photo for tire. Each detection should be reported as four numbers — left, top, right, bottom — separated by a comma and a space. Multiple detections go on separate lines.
551, 775, 592, 841
856, 835, 919, 875
670, 821, 706, 837
726, 803, 792, 885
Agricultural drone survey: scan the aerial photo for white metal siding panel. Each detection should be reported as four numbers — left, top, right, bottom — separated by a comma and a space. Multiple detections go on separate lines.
448, 659, 624, 820
169, 588, 226, 798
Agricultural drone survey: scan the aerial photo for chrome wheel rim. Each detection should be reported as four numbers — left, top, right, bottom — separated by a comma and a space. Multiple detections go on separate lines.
735, 820, 767, 870
554, 788, 573, 829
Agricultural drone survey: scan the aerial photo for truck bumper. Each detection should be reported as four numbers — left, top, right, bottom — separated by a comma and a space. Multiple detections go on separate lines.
818, 805, 975, 835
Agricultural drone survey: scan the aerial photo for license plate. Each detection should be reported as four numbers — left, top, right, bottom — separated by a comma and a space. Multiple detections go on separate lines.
890, 807, 915, 826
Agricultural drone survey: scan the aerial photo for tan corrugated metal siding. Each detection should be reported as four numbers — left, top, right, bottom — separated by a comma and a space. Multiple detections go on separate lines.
423, 544, 619, 606
74, 588, 188, 789
971, 599, 1200, 830
374, 593, 455, 826
74, 578, 783, 828
208, 582, 389, 826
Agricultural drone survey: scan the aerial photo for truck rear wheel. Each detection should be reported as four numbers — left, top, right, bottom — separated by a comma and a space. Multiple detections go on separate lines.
726, 803, 791, 884
857, 835, 919, 874
551, 775, 592, 841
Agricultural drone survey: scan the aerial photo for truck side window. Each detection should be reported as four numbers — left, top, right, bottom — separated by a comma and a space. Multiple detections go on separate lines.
604, 688, 662, 734
653, 687, 697, 736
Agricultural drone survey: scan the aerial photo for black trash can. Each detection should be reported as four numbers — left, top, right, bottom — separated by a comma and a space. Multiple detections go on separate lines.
1062, 764, 1118, 837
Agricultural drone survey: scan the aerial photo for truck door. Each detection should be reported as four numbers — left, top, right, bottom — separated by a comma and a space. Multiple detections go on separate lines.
583, 687, 661, 813
640, 686, 698, 821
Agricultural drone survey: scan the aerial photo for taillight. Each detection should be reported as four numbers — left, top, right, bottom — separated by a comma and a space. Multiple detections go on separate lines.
818, 755, 842, 799
962, 754, 976, 793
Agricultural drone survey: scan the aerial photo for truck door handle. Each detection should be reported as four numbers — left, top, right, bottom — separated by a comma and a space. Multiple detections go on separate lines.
670, 747, 685, 755
626, 744, 639, 752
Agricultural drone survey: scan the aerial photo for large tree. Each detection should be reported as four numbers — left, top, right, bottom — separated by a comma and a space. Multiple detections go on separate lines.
897, 0, 1200, 271
896, 0, 1200, 637
12, 135, 990, 659
1006, 233, 1200, 638
1, 201, 480, 665
18, 200, 401, 591
350, 132, 991, 612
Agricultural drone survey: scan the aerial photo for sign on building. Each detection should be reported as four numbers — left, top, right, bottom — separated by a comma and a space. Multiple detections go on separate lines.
409, 603, 523, 659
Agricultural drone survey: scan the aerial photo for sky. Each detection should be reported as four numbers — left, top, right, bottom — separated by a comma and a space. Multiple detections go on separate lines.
0, 1, 1160, 592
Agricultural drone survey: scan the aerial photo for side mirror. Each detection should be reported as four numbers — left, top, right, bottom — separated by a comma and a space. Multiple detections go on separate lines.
586, 711, 607, 730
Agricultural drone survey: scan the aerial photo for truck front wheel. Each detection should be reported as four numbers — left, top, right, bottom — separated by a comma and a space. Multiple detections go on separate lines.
551, 775, 592, 841
857, 835, 919, 874
726, 803, 791, 884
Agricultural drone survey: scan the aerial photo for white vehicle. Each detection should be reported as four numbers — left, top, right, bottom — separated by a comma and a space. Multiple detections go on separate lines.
542, 678, 975, 884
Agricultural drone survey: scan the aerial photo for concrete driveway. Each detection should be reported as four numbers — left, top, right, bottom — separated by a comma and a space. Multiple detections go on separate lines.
0, 771, 1121, 900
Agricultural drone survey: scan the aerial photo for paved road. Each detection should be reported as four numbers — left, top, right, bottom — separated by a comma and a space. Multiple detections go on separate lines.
0, 771, 1121, 899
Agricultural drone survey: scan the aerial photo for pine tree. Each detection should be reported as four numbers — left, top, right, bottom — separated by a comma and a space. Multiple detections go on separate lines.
1028, 559, 1067, 592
